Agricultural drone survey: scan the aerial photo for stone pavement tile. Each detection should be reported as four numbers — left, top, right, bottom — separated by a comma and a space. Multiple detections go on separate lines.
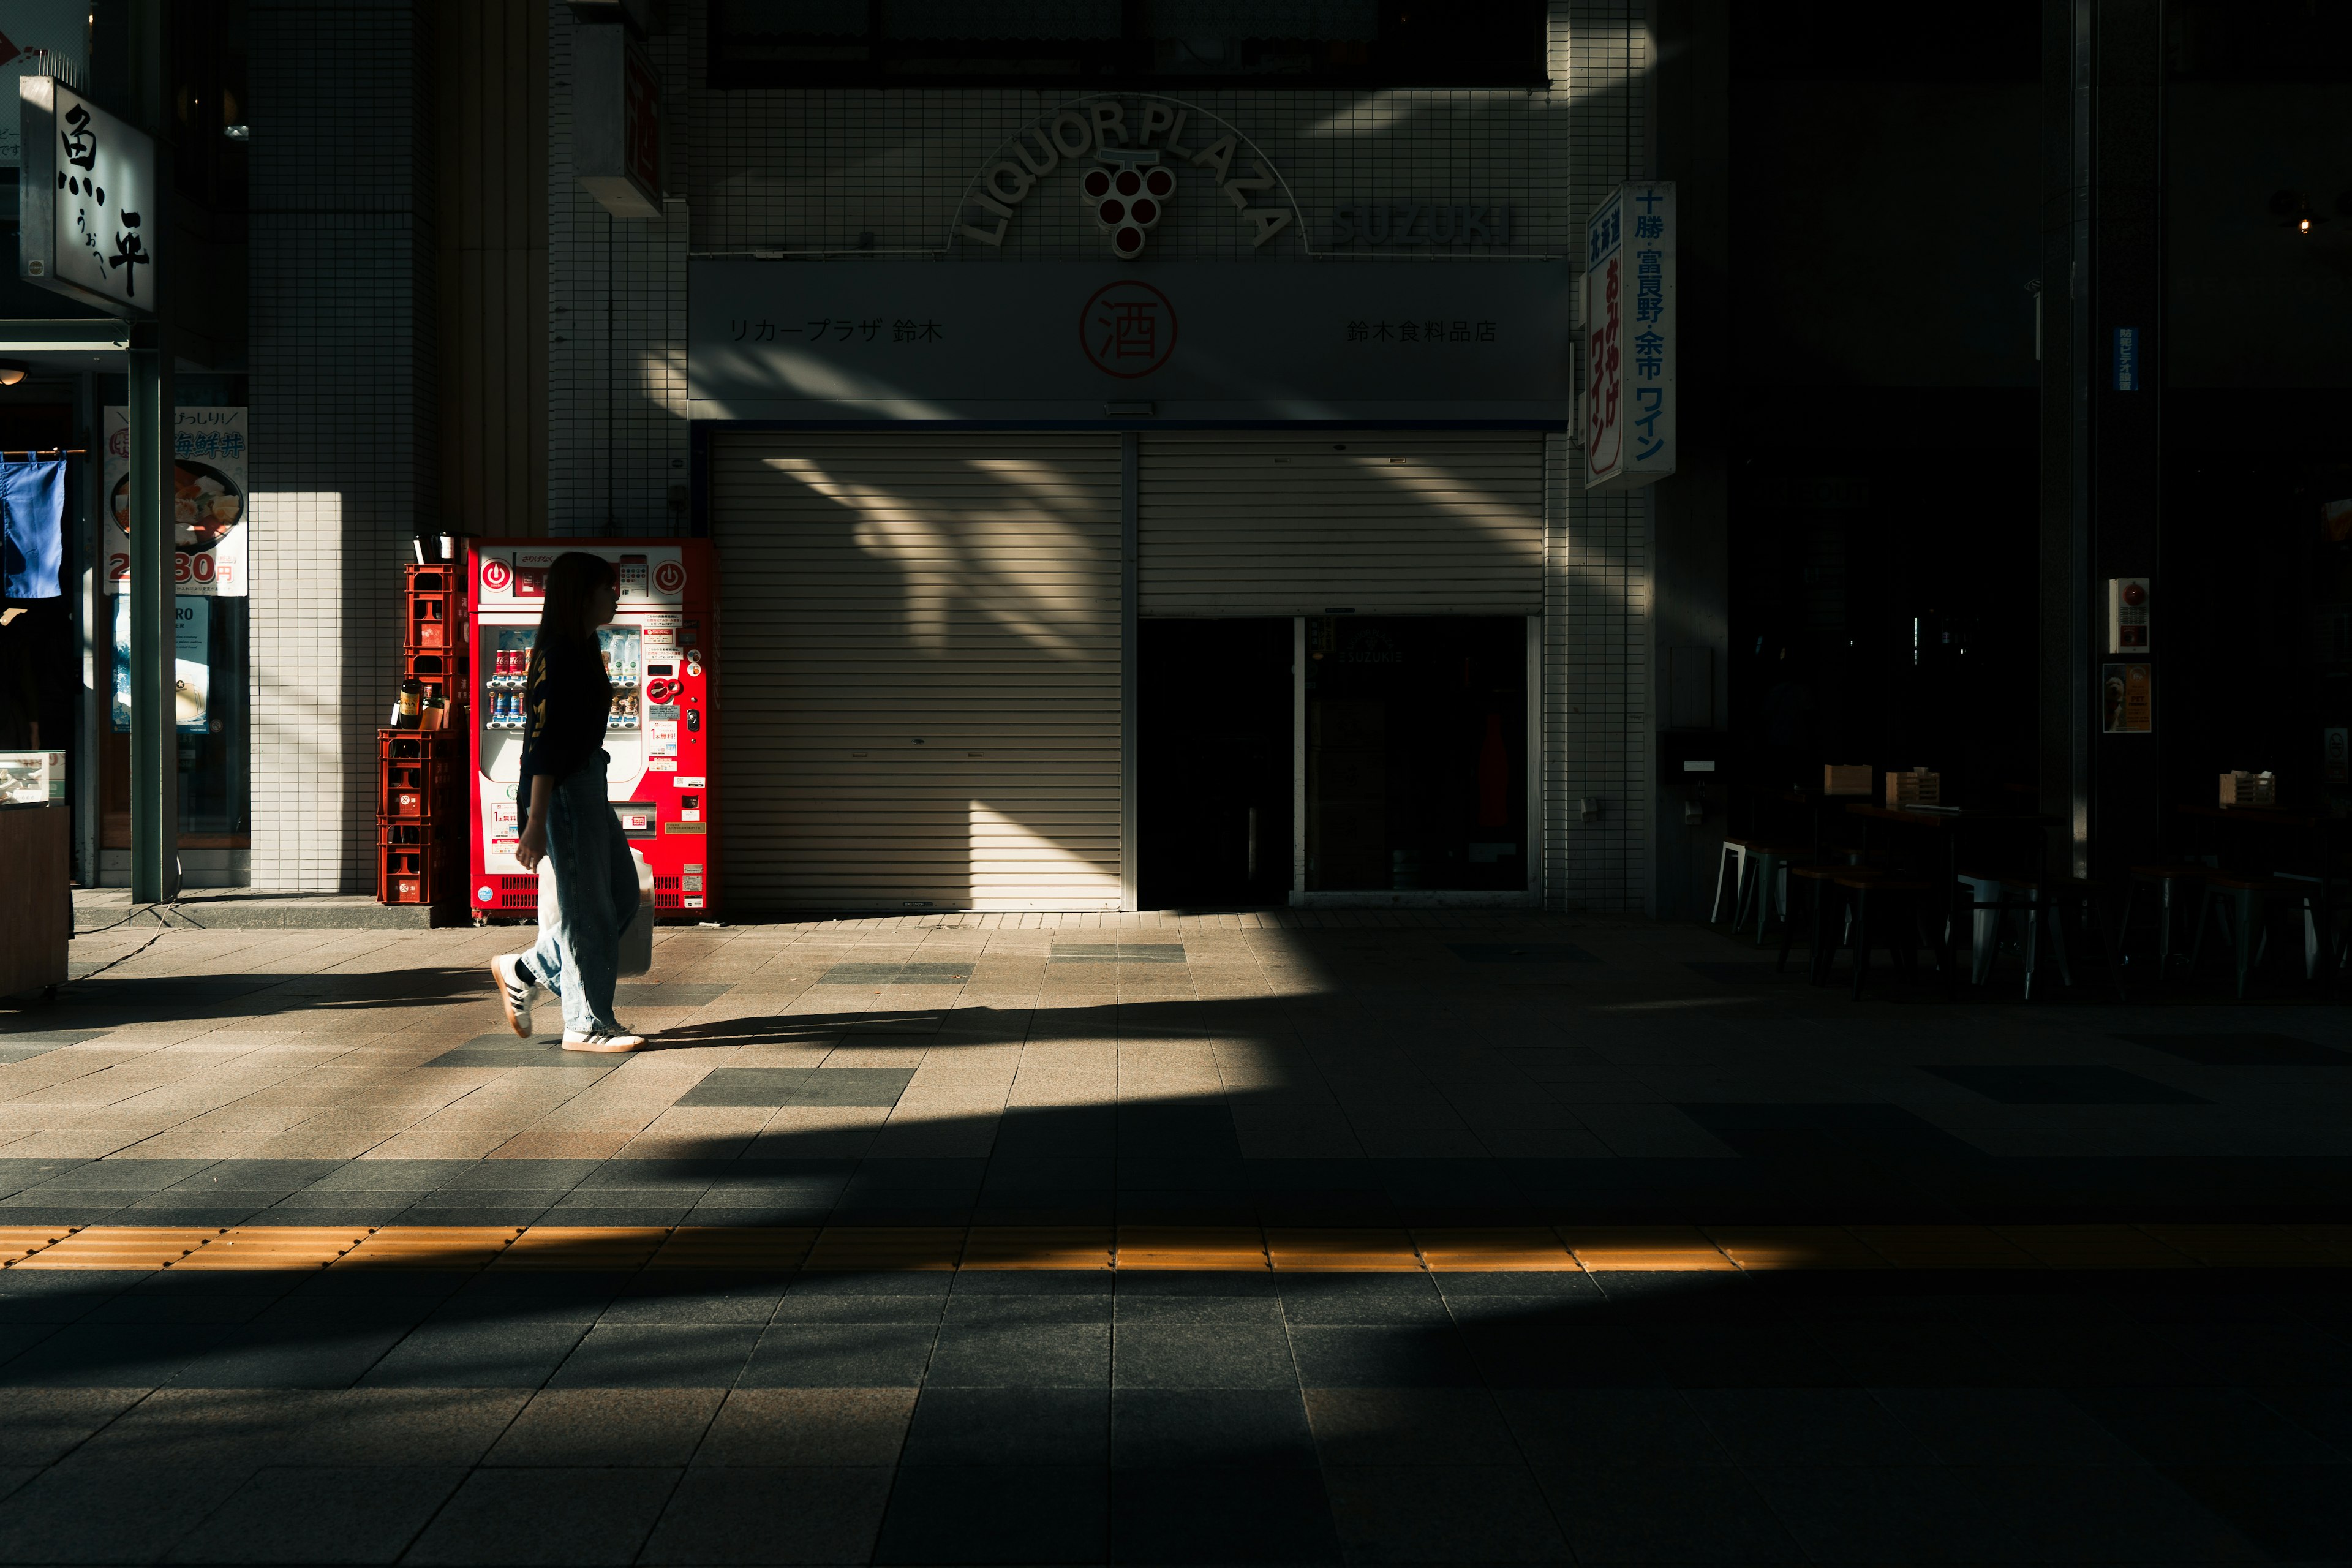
1278, 1272, 1452, 1325
431, 1272, 633, 1324
1635, 1322, 1862, 1389
1745, 1463, 2026, 1564
924, 1323, 1109, 1387
741, 1324, 937, 1387
1870, 1387, 2141, 1466
1460, 1322, 1668, 1389
1289, 1326, 1481, 1390
770, 1294, 947, 1325
2071, 1384, 2344, 1464
1956, 1464, 2266, 1564
548, 1324, 765, 1388
1109, 1465, 1343, 1566
1109, 1389, 1316, 1469
63, 1387, 528, 1466
363, 1321, 588, 1387
1322, 1464, 1568, 1564
602, 1271, 794, 1325
167, 1323, 411, 1389
874, 1464, 1107, 1566
0, 1386, 146, 1463
1112, 1324, 1297, 1389
902, 1386, 1107, 1465
695, 1388, 915, 1466
0, 1463, 241, 1564
1305, 1387, 1520, 1466
0, 1322, 228, 1387
643, 1466, 894, 1566
1683, 1387, 1944, 1468
162, 1464, 466, 1564
486, 1387, 725, 1466
1533, 1463, 1804, 1564
1496, 1389, 1732, 1468
402, 1466, 682, 1566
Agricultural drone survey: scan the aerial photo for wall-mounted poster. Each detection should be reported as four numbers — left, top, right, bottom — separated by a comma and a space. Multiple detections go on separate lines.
101, 406, 247, 597
111, 594, 211, 733
2101, 662, 2152, 734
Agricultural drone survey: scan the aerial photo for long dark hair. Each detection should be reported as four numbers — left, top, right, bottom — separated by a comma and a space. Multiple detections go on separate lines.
535, 551, 618, 664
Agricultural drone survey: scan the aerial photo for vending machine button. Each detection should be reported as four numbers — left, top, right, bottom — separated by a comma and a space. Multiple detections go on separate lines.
686, 710, 701, 733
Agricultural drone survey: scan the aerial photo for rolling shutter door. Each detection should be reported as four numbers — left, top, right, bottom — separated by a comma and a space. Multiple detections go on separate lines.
710, 432, 1123, 913
1139, 431, 1547, 616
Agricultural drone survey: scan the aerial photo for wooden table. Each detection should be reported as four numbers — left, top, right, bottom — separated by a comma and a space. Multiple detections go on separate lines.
2174, 802, 2343, 993
1846, 804, 2059, 993
0, 803, 70, 1000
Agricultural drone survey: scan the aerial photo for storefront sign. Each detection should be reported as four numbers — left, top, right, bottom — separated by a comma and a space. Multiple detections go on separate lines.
959, 97, 1296, 257
1583, 181, 1675, 491
17, 76, 155, 314
575, 24, 662, 219
1328, 205, 1514, 250
690, 260, 1575, 421
101, 407, 248, 597
1, 3, 88, 167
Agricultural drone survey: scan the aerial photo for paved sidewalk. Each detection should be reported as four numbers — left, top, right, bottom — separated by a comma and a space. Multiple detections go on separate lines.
1, 912, 2348, 1564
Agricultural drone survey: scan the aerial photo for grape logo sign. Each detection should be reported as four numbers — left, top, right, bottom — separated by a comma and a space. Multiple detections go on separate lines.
654, 560, 686, 594
1080, 150, 1177, 260
1080, 281, 1178, 378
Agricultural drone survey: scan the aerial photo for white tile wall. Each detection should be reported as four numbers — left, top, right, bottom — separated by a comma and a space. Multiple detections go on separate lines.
246, 2, 432, 894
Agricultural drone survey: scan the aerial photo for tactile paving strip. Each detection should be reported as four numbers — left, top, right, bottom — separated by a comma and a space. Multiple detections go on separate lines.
2, 1222, 2347, 1273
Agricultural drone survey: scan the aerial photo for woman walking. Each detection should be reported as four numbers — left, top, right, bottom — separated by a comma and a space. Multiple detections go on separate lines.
490, 551, 648, 1052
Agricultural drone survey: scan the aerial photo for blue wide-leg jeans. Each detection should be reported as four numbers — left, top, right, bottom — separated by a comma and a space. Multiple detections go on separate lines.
527, 754, 637, 1036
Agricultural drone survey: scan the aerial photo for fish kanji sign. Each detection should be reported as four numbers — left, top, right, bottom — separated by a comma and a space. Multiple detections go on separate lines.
17, 76, 156, 315
1583, 181, 1675, 491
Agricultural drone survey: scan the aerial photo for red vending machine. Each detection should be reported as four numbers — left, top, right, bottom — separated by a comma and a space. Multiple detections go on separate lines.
462, 538, 720, 923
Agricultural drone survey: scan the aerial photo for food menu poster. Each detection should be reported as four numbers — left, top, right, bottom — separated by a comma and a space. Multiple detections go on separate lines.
101, 407, 248, 597
111, 594, 211, 734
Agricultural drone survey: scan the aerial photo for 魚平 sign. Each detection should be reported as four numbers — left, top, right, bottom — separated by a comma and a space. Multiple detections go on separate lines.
1582, 181, 1675, 491
17, 76, 154, 314
959, 97, 1298, 260
688, 260, 1575, 422
101, 407, 248, 597
575, 24, 662, 220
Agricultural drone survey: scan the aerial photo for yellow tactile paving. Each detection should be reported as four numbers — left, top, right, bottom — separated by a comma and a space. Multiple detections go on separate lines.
1267, 1228, 1422, 1271
960, 1227, 1114, 1270
0, 1226, 76, 1265
648, 1227, 817, 1270
1559, 1226, 1740, 1272
492, 1227, 673, 1269
2, 1223, 2347, 1273
1704, 1227, 1891, 1270
1412, 1227, 1579, 1271
1113, 1226, 1270, 1270
802, 1227, 967, 1271
167, 1226, 372, 1270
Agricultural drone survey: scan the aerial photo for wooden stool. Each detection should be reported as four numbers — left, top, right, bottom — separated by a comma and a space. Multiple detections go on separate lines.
1841, 876, 1931, 999
2122, 862, 2212, 986
1781, 864, 1880, 984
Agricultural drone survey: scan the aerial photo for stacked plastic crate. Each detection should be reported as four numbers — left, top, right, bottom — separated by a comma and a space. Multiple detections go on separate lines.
377, 562, 469, 909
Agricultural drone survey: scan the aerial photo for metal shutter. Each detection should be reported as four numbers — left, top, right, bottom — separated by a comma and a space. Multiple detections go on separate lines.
710, 432, 1124, 912
1139, 431, 1547, 617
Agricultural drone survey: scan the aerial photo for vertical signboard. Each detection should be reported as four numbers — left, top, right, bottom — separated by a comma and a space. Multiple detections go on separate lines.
101, 407, 249, 597
17, 76, 154, 314
1583, 181, 1675, 491
575, 25, 662, 219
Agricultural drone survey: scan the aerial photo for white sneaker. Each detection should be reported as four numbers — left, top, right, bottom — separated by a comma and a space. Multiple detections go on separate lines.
492, 954, 538, 1037
562, 1030, 647, 1053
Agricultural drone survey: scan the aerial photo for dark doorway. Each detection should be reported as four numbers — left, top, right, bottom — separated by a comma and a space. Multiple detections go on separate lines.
1139, 618, 1293, 908
1305, 616, 1529, 892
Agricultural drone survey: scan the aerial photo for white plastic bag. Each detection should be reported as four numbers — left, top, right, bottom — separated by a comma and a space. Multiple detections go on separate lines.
618, 847, 655, 978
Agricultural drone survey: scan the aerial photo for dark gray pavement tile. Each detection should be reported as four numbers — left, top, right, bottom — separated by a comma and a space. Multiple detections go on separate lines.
0, 1468, 32, 1504
943, 1292, 1113, 1325
770, 1293, 946, 1325
2074, 1385, 2345, 1464
741, 1324, 937, 1387
1461, 1323, 1667, 1389
0, 1322, 229, 1387
1498, 1389, 1731, 1468
402, 1466, 681, 1566
1289, 1325, 1480, 1389
429, 1273, 632, 1324
294, 1159, 474, 1193
695, 1389, 914, 1466
1809, 1319, 2018, 1389
1112, 1269, 1278, 1299
1923, 1063, 2209, 1104
62, 1387, 528, 1468
1110, 1389, 1316, 1469
2156, 1463, 2352, 1562
2116, 1031, 2352, 1066
874, 1464, 1106, 1565
161, 1464, 464, 1564
0, 1464, 235, 1564
0, 1270, 138, 1321
1637, 1322, 1860, 1389
682, 1066, 913, 1107
1322, 1464, 1570, 1564
1872, 1387, 2141, 1466
1110, 1465, 1343, 1565
1534, 1463, 1804, 1564
1433, 1270, 1605, 1301
364, 1322, 588, 1388
643, 1466, 894, 1565
1279, 1273, 1450, 1325
0, 1386, 146, 1464
1744, 1464, 2023, 1564
1305, 1387, 1519, 1466
549, 1324, 764, 1389
1112, 1294, 1285, 1325
1959, 1464, 2267, 1564
902, 1387, 1107, 1465
602, 1273, 793, 1324
486, 1387, 725, 1466
785, 1270, 954, 1298
167, 1325, 409, 1389
0, 1324, 58, 1365
1684, 1387, 1941, 1467
2255, 1384, 2352, 1460
924, 1323, 1109, 1387
1112, 1324, 1297, 1389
